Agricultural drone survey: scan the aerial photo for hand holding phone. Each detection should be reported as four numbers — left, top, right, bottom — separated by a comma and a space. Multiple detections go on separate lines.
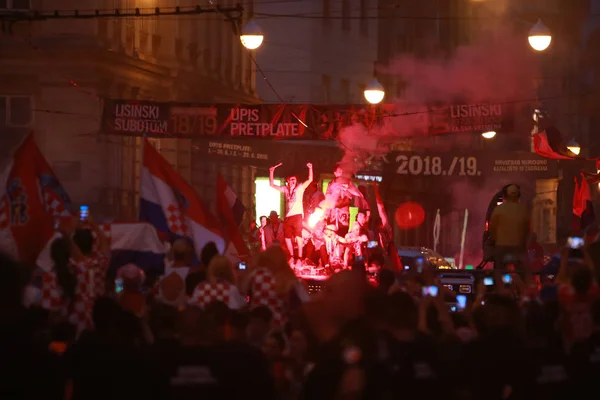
422, 285, 438, 297
568, 236, 584, 249
456, 294, 467, 310
79, 205, 89, 222
115, 278, 124, 294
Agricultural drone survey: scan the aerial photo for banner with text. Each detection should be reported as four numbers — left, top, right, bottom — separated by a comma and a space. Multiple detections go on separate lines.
197, 139, 341, 172
102, 99, 515, 139
386, 151, 558, 179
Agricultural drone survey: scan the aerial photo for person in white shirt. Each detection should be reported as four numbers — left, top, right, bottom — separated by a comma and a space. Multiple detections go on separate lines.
270, 162, 313, 265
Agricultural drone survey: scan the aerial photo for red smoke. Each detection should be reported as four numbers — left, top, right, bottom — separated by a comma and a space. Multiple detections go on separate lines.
336, 23, 541, 170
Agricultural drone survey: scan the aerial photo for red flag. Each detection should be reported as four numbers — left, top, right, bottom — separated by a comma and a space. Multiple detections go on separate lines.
533, 131, 574, 160
0, 134, 56, 264
216, 174, 249, 261
573, 177, 583, 217
572, 173, 595, 233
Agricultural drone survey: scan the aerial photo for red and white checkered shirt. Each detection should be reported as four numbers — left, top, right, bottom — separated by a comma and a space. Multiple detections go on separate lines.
188, 281, 246, 310
40, 260, 95, 334
249, 268, 286, 326
77, 252, 110, 299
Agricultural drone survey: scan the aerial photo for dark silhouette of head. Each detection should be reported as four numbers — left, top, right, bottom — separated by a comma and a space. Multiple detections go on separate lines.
73, 228, 94, 255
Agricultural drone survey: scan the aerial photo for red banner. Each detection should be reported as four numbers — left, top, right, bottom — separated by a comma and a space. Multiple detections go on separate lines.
101, 100, 514, 139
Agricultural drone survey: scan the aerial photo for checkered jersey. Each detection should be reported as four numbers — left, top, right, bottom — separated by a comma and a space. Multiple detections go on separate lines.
249, 268, 286, 326
40, 261, 94, 334
189, 281, 246, 310
189, 281, 232, 309
77, 252, 110, 299
40, 271, 68, 314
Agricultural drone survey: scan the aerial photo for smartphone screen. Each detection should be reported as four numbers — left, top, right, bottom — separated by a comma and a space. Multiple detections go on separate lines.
238, 262, 247, 271
568, 236, 584, 249
79, 205, 89, 221
367, 241, 378, 249
115, 278, 124, 294
502, 274, 512, 285
428, 286, 438, 297
456, 294, 467, 310
483, 277, 494, 286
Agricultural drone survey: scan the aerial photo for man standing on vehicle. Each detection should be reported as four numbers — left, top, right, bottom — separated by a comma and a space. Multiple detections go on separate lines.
269, 162, 313, 266
488, 184, 530, 270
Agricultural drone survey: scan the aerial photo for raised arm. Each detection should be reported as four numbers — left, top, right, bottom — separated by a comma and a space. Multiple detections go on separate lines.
374, 183, 388, 227
269, 163, 285, 193
302, 162, 314, 188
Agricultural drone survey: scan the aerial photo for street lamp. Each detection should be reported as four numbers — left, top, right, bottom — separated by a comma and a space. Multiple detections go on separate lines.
364, 79, 385, 104
481, 131, 497, 139
567, 139, 581, 155
240, 20, 264, 50
528, 19, 552, 52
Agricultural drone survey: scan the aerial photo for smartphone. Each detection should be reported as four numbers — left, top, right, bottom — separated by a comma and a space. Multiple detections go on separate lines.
421, 285, 438, 297
367, 241, 378, 249
416, 257, 424, 273
79, 205, 89, 221
238, 262, 247, 271
502, 273, 513, 285
449, 305, 458, 312
456, 294, 467, 310
483, 277, 494, 286
115, 278, 124, 294
568, 236, 584, 249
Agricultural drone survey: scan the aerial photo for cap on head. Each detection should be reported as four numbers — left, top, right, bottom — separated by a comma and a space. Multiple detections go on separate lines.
269, 210, 278, 219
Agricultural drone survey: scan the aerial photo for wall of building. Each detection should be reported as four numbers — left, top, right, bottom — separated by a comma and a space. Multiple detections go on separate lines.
0, 0, 259, 221
255, 0, 378, 104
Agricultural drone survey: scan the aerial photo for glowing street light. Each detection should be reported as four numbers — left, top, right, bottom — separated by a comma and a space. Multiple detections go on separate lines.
364, 79, 385, 104
240, 20, 264, 50
567, 139, 581, 155
528, 19, 552, 51
481, 131, 497, 139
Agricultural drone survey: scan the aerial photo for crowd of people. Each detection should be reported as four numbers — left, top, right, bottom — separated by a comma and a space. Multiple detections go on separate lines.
247, 163, 394, 275
3, 206, 600, 399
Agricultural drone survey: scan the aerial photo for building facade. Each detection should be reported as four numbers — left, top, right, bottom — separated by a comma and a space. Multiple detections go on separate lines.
254, 0, 379, 104
375, 0, 593, 252
0, 0, 258, 222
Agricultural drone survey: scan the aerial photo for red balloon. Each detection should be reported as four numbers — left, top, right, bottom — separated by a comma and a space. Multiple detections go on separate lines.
395, 202, 425, 229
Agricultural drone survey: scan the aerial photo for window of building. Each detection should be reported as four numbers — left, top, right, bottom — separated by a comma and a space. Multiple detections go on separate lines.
0, 96, 33, 127
341, 0, 350, 31
0, 0, 30, 10
255, 177, 283, 225
321, 75, 331, 103
340, 79, 350, 103
322, 0, 331, 26
360, 0, 368, 36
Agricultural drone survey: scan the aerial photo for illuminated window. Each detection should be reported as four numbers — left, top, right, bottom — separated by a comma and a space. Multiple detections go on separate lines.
255, 177, 283, 225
